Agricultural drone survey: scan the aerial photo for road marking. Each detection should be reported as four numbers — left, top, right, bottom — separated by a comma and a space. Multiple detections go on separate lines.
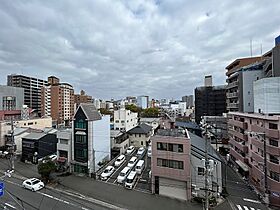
243, 206, 249, 210
236, 205, 243, 210
5, 203, 16, 209
250, 207, 255, 210
243, 198, 261, 204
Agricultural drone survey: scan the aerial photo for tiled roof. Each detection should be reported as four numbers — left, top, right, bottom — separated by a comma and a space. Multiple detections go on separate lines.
128, 123, 152, 134
79, 103, 102, 121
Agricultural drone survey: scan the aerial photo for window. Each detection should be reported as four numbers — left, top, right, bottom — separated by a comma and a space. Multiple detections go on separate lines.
75, 135, 87, 144
121, 120, 125, 123
28, 122, 34, 125
269, 123, 278, 130
157, 158, 183, 170
198, 167, 205, 175
157, 142, 167, 151
269, 139, 278, 147
75, 119, 86, 129
116, 120, 119, 123
157, 142, 183, 153
270, 171, 280, 182
60, 139, 68, 144
75, 149, 87, 159
2, 96, 16, 110
269, 155, 279, 164
141, 141, 143, 145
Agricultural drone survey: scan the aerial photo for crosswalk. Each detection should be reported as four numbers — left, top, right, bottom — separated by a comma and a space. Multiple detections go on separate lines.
236, 204, 261, 210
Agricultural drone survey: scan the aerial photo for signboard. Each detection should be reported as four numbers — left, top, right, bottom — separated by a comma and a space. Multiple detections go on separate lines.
0, 182, 4, 197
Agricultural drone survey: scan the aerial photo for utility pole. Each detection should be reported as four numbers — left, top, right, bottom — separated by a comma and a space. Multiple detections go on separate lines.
10, 117, 15, 171
204, 128, 209, 210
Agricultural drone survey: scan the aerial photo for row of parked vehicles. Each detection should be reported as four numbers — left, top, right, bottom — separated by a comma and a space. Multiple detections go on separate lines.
100, 146, 148, 189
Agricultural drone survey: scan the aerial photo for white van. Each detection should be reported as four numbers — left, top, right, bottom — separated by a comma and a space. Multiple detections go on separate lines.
135, 160, 145, 175
147, 146, 152, 158
125, 171, 137, 189
117, 166, 131, 184
127, 156, 137, 169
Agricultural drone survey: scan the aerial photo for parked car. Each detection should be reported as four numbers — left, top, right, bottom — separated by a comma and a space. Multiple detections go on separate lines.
114, 155, 125, 167
136, 147, 145, 157
126, 146, 135, 155
100, 166, 115, 181
135, 160, 145, 175
22, 178, 44, 192
127, 156, 137, 169
38, 154, 57, 163
117, 166, 131, 184
125, 171, 137, 189
147, 146, 152, 158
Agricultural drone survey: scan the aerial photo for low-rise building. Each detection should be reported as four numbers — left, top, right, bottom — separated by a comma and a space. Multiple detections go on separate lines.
71, 103, 110, 177
14, 117, 52, 129
110, 130, 129, 158
151, 129, 191, 201
5, 127, 30, 155
128, 123, 153, 147
114, 105, 138, 132
139, 118, 160, 131
57, 129, 72, 165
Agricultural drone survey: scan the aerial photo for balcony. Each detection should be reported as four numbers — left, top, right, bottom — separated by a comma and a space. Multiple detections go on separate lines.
230, 147, 246, 162
227, 103, 239, 109
251, 151, 264, 164
227, 81, 239, 89
268, 160, 280, 173
266, 144, 280, 156
229, 139, 248, 153
266, 129, 279, 139
229, 129, 248, 141
229, 119, 247, 129
227, 92, 238, 98
250, 137, 264, 149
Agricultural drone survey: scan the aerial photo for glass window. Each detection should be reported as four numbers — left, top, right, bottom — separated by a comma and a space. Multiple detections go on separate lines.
269, 139, 278, 147
75, 119, 86, 129
157, 142, 167, 151
269, 123, 278, 130
269, 155, 279, 164
75, 135, 86, 144
270, 171, 280, 182
198, 167, 205, 175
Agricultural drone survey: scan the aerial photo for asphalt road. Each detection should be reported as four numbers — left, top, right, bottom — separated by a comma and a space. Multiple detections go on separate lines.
0, 176, 114, 210
223, 164, 269, 210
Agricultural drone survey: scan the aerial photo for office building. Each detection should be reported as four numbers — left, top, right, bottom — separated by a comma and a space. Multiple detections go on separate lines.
41, 76, 74, 125
137, 95, 149, 109
7, 74, 47, 116
182, 95, 194, 108
74, 90, 93, 107
114, 103, 138, 132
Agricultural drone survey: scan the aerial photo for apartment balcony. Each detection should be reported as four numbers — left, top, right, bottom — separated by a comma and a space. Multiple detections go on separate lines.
266, 142, 280, 157
230, 147, 246, 162
226, 92, 238, 98
229, 129, 248, 141
268, 160, 280, 173
227, 103, 239, 109
251, 151, 264, 164
250, 137, 264, 150
229, 119, 247, 129
251, 125, 280, 139
229, 139, 248, 153
268, 177, 280, 192
227, 81, 239, 89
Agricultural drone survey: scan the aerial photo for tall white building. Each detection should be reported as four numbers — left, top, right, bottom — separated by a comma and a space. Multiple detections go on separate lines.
137, 95, 149, 109
114, 103, 138, 132
254, 77, 280, 114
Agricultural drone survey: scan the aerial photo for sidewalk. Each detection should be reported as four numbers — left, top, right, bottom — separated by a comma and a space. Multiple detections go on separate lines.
0, 159, 202, 210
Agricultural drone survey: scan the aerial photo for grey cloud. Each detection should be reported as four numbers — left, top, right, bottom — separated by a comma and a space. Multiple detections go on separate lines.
0, 0, 280, 100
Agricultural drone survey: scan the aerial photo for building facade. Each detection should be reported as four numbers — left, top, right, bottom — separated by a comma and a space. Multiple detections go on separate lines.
71, 103, 110, 177
128, 123, 153, 147
114, 106, 138, 132
195, 85, 227, 124
7, 74, 47, 116
182, 95, 194, 108
74, 90, 93, 107
137, 95, 149, 109
228, 112, 280, 207
41, 76, 74, 125
151, 129, 191, 201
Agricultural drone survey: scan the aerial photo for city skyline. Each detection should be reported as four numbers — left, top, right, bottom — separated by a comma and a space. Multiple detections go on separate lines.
0, 1, 280, 99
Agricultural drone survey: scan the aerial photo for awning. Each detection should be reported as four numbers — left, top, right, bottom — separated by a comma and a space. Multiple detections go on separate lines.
235, 160, 249, 172
75, 131, 86, 135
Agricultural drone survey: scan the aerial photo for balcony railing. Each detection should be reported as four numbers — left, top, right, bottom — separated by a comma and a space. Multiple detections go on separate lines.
229, 139, 248, 153
227, 81, 239, 89
228, 129, 248, 141
227, 103, 239, 109
230, 148, 246, 162
251, 125, 280, 139
266, 144, 280, 156
227, 92, 238, 98
228, 119, 247, 129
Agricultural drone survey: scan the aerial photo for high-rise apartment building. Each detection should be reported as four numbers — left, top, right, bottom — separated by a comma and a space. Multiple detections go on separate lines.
182, 95, 194, 108
195, 83, 226, 124
74, 90, 93, 107
7, 74, 47, 116
41, 76, 74, 125
137, 95, 149, 109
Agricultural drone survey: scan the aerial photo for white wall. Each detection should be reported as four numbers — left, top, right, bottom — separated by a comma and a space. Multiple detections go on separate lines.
190, 155, 222, 198
114, 109, 138, 131
93, 115, 110, 172
254, 77, 280, 114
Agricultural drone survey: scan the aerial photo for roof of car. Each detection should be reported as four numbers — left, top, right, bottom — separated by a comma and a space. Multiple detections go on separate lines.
106, 166, 114, 169
118, 154, 125, 158
127, 171, 137, 179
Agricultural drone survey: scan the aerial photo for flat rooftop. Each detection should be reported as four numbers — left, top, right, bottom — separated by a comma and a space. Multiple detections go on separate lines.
156, 129, 189, 138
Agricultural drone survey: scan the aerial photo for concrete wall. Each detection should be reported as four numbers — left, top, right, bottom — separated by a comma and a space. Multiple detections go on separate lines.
15, 117, 52, 129
114, 109, 138, 131
129, 134, 150, 147
57, 129, 72, 163
0, 122, 10, 147
93, 115, 110, 172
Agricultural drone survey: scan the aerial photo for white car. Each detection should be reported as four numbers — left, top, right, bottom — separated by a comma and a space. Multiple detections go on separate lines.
39, 154, 57, 163
137, 147, 145, 157
100, 166, 115, 181
147, 146, 152, 158
22, 178, 44, 192
114, 155, 125, 167
126, 146, 135, 155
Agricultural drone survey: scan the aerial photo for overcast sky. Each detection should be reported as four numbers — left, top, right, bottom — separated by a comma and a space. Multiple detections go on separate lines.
0, 0, 279, 100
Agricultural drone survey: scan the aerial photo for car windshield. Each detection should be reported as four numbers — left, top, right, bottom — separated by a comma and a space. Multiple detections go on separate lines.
104, 169, 109, 173
126, 178, 133, 183
129, 161, 133, 164
117, 158, 122, 161
120, 172, 125, 176
32, 180, 40, 185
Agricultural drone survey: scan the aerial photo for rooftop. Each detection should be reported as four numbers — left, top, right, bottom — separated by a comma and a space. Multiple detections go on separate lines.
156, 128, 189, 138
23, 132, 46, 140
128, 123, 152, 134
78, 103, 102, 121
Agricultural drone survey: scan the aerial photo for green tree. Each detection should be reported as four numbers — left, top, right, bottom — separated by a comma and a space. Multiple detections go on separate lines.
125, 104, 142, 113
99, 108, 113, 116
37, 160, 57, 183
142, 108, 159, 117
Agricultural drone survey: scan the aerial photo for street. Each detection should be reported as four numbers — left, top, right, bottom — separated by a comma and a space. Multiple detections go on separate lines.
217, 163, 269, 210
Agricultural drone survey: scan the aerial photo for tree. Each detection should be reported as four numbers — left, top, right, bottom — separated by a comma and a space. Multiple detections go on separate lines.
99, 108, 113, 116
37, 160, 57, 183
142, 108, 159, 117
125, 104, 142, 114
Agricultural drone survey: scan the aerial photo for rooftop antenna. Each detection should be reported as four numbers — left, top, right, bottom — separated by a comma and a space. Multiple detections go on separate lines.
260, 43, 263, 55
250, 38, 253, 57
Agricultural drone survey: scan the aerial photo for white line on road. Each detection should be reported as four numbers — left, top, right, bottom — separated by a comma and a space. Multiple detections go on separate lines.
244, 206, 249, 210
250, 207, 255, 210
236, 205, 243, 210
243, 198, 261, 204
5, 203, 16, 209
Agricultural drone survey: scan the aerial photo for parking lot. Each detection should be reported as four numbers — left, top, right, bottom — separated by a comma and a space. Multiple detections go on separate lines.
97, 148, 152, 193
